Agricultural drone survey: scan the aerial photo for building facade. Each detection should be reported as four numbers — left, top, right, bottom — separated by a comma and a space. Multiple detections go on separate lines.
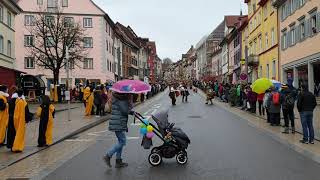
0, 0, 22, 87
15, 0, 115, 89
245, 0, 279, 83
274, 0, 320, 93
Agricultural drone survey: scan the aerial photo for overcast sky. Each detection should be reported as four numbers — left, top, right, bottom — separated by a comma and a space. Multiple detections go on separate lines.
93, 0, 247, 62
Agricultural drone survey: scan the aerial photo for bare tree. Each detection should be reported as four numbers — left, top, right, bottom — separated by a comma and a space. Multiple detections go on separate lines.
26, 8, 88, 85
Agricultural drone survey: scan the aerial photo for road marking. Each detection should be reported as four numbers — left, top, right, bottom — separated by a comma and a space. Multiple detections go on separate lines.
66, 139, 93, 142
127, 136, 140, 140
87, 130, 108, 136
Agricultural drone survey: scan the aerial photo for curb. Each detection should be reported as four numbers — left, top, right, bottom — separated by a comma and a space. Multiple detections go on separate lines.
196, 88, 320, 164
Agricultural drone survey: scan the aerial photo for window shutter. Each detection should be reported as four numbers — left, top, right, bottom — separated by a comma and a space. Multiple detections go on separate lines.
288, 30, 292, 46
287, 1, 291, 15
286, 32, 290, 48
296, 25, 300, 42
317, 12, 320, 33
305, 18, 310, 38
281, 34, 284, 50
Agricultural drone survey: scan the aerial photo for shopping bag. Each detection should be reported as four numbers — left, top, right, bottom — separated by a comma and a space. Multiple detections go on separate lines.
247, 102, 251, 109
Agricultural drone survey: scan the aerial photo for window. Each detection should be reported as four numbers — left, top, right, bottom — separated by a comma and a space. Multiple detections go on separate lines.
47, 0, 58, 8
62, 0, 68, 7
290, 28, 295, 45
37, 0, 43, 5
24, 35, 34, 47
25, 15, 35, 26
64, 17, 74, 27
83, 37, 93, 48
0, 6, 3, 22
272, 60, 276, 78
46, 36, 54, 47
0, 35, 3, 53
254, 39, 257, 54
64, 59, 74, 69
282, 32, 287, 49
7, 40, 11, 57
311, 15, 317, 35
281, 5, 286, 20
265, 33, 269, 49
24, 57, 35, 69
266, 64, 270, 79
84, 58, 93, 69
271, 28, 275, 46
83, 18, 92, 28
299, 0, 305, 7
7, 11, 12, 27
106, 40, 108, 51
259, 35, 262, 53
290, 0, 295, 13
45, 16, 54, 27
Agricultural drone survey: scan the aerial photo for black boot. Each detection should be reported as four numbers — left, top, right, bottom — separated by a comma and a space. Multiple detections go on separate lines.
103, 155, 112, 167
115, 159, 128, 168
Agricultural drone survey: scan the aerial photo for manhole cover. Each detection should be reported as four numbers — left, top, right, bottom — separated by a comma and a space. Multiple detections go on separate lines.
188, 116, 202, 118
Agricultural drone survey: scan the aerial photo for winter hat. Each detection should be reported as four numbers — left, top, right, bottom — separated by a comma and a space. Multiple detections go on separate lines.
0, 85, 8, 92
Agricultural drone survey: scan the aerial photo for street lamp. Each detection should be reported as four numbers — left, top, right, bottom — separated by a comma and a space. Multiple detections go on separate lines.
66, 46, 71, 121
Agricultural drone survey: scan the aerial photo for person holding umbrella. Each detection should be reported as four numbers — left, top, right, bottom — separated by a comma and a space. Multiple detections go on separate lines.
103, 80, 150, 168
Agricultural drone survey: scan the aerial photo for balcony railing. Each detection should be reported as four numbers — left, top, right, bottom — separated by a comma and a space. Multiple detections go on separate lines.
247, 54, 259, 66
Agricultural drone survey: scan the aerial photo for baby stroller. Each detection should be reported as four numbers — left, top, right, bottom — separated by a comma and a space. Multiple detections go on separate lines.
134, 109, 190, 166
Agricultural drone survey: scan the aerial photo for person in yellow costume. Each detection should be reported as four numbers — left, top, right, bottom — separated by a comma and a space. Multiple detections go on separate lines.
84, 86, 94, 116
0, 85, 9, 146
36, 95, 55, 147
10, 89, 32, 152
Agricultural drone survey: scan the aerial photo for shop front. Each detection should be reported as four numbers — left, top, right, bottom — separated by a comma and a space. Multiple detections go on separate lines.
282, 54, 320, 93
0, 66, 24, 88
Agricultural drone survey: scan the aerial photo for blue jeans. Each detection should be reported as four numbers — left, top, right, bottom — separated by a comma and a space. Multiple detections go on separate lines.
300, 111, 314, 142
107, 131, 126, 159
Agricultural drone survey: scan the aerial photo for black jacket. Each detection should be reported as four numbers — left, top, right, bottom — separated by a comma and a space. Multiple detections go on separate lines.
297, 90, 317, 112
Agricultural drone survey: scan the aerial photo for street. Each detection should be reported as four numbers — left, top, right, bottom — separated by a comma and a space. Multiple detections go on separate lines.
44, 90, 320, 180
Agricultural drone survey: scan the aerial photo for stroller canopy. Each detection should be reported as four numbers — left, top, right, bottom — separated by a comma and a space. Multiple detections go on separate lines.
152, 108, 169, 130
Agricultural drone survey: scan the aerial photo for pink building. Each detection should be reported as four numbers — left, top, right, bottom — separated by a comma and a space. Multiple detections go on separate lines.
15, 0, 114, 89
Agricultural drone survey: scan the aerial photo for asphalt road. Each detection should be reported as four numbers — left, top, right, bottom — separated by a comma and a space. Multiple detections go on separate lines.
45, 91, 320, 180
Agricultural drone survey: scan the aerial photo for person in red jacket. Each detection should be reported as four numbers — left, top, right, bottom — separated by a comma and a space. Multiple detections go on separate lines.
257, 93, 265, 116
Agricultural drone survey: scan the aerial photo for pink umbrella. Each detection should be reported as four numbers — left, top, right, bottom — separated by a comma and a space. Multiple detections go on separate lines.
110, 80, 151, 94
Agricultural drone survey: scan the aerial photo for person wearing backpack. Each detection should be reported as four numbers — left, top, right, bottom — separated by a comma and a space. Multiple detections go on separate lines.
281, 84, 295, 134
297, 84, 317, 144
267, 86, 282, 126
263, 89, 271, 123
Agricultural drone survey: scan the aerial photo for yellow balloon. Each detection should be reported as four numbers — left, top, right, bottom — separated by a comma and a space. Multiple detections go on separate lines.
147, 125, 153, 132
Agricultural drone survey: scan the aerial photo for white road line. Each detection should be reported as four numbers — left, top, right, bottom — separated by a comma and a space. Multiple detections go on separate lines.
87, 130, 108, 136
127, 137, 140, 140
66, 139, 93, 142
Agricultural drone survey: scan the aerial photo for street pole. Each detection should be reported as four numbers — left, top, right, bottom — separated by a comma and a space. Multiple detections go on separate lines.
66, 46, 71, 121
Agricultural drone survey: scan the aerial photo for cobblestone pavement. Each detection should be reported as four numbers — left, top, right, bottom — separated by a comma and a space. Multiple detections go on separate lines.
44, 91, 320, 180
0, 105, 108, 170
28, 103, 83, 113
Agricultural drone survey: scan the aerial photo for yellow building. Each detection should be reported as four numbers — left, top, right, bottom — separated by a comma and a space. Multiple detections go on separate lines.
245, 0, 279, 82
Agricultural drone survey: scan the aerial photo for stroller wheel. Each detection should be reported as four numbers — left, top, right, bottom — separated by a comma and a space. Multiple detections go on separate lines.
176, 151, 188, 165
148, 152, 162, 166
